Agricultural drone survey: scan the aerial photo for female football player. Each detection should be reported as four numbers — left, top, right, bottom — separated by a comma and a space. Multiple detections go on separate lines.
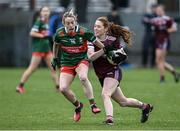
52, 9, 104, 122
88, 17, 153, 125
16, 6, 59, 93
151, 5, 179, 83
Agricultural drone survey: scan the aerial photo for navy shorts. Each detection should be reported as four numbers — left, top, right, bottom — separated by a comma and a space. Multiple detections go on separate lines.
98, 66, 122, 87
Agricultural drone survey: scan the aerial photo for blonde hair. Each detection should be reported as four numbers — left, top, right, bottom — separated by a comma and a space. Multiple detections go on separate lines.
62, 9, 77, 25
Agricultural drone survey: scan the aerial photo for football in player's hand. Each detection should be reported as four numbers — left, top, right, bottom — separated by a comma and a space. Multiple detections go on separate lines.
107, 48, 127, 65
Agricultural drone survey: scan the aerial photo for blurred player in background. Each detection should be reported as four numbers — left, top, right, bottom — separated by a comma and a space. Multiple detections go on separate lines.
51, 9, 104, 122
16, 6, 59, 93
151, 5, 179, 83
88, 17, 153, 125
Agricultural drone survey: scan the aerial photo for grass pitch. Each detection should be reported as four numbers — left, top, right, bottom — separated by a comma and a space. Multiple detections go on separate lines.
0, 67, 180, 130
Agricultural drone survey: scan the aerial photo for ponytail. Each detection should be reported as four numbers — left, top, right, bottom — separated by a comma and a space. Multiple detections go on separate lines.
96, 17, 132, 46
108, 23, 132, 46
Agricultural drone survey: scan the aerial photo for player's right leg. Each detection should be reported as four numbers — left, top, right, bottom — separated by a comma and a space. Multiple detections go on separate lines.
16, 55, 42, 93
156, 49, 166, 83
101, 77, 120, 125
59, 72, 83, 122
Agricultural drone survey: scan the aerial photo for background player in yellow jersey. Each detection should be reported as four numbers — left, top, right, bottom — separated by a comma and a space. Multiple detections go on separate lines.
16, 6, 59, 93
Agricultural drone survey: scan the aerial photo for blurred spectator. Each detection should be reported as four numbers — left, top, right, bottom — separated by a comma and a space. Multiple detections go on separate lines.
48, 7, 65, 49
59, 0, 70, 9
109, 0, 129, 9
141, 4, 157, 68
107, 6, 123, 26
75, 0, 88, 23
59, 0, 88, 23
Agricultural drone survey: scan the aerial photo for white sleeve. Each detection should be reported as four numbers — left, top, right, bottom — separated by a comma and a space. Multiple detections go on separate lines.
87, 41, 94, 51
172, 22, 177, 31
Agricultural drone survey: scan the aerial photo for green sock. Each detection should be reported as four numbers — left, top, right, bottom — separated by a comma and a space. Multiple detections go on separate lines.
89, 98, 95, 105
73, 100, 79, 107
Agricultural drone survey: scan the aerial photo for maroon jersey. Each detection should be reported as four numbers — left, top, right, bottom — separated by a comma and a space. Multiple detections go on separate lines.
151, 16, 174, 49
89, 36, 121, 79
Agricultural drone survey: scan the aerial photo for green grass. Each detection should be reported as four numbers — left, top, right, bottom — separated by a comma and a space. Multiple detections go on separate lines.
0, 67, 180, 130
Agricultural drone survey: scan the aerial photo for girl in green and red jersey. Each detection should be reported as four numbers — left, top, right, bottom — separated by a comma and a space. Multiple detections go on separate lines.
16, 6, 59, 93
51, 10, 107, 122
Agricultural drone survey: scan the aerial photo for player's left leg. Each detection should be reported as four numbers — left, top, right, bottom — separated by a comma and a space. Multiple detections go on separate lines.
165, 62, 179, 83
59, 72, 83, 122
44, 52, 59, 90
76, 61, 101, 114
16, 55, 42, 93
111, 86, 153, 123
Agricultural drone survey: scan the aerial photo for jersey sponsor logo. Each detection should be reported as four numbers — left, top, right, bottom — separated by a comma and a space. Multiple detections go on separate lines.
79, 37, 83, 43
69, 38, 76, 44
61, 37, 84, 45
61, 44, 87, 54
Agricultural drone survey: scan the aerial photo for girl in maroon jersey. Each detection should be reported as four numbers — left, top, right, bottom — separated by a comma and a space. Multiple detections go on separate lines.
88, 17, 153, 125
151, 5, 179, 83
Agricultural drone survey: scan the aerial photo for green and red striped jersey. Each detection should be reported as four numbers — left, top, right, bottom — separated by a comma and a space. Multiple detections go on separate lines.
54, 25, 96, 66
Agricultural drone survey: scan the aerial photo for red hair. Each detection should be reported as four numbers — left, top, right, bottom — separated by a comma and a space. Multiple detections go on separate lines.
97, 17, 132, 46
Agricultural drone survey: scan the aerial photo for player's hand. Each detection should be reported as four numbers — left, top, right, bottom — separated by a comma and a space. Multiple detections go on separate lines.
107, 48, 127, 65
51, 57, 59, 71
43, 35, 51, 39
103, 44, 116, 54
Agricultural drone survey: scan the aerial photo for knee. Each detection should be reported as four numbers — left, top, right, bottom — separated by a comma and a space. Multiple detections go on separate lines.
101, 91, 111, 99
118, 98, 128, 107
156, 57, 161, 65
59, 86, 68, 93
119, 101, 127, 107
79, 75, 88, 82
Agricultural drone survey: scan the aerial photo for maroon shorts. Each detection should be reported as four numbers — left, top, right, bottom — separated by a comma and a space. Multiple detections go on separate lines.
98, 66, 122, 87
156, 38, 170, 50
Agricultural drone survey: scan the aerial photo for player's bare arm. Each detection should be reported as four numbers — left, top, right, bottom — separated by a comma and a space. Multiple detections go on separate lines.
30, 31, 44, 38
52, 42, 59, 58
167, 22, 177, 33
88, 48, 104, 61
93, 39, 105, 49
